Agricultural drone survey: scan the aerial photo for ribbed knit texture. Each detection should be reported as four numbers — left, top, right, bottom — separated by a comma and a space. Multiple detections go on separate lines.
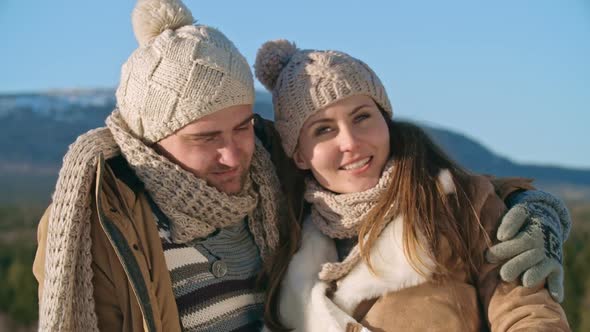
304, 160, 397, 281
254, 40, 392, 157
39, 128, 119, 331
153, 206, 264, 331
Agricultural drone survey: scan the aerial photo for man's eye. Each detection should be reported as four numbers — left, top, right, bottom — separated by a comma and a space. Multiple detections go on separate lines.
193, 136, 216, 143
236, 123, 252, 131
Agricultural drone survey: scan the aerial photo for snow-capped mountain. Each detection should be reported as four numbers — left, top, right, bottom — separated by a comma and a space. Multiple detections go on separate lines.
0, 89, 588, 203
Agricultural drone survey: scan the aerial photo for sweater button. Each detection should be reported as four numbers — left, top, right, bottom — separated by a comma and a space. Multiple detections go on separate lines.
211, 260, 228, 278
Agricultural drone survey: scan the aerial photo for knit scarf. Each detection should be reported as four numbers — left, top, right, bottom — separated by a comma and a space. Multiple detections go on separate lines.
304, 160, 396, 281
39, 109, 281, 331
108, 111, 280, 252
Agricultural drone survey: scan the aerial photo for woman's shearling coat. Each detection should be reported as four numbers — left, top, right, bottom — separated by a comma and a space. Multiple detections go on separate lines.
278, 172, 569, 332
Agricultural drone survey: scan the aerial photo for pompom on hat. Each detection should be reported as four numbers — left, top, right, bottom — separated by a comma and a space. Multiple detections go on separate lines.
117, 0, 254, 143
131, 0, 194, 47
254, 39, 392, 157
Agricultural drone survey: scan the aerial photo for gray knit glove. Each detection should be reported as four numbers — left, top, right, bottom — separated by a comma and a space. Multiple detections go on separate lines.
486, 190, 571, 302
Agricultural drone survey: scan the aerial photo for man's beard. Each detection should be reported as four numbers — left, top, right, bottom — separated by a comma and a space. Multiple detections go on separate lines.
208, 161, 251, 194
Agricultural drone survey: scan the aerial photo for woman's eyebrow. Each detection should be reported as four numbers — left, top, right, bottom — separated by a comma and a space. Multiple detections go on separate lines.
349, 104, 372, 116
306, 117, 332, 130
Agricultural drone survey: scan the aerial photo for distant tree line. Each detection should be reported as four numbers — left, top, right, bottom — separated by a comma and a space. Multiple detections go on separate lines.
0, 204, 41, 327
563, 204, 590, 331
0, 203, 589, 331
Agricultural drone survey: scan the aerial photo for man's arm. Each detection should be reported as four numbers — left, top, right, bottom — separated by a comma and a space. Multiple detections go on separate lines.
489, 178, 572, 302
467, 176, 570, 331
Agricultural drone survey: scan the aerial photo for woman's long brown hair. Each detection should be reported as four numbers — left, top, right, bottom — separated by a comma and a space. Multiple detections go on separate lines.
259, 119, 305, 332
358, 117, 487, 281
263, 116, 489, 331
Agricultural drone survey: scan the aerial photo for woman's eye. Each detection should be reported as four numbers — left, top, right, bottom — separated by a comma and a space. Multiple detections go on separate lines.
314, 126, 332, 136
354, 113, 370, 123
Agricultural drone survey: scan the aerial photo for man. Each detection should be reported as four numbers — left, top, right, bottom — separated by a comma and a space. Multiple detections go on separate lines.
33, 0, 571, 331
33, 0, 282, 330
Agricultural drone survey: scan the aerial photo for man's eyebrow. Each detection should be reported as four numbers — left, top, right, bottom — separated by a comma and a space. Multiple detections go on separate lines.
179, 114, 255, 138
180, 130, 221, 138
234, 114, 255, 129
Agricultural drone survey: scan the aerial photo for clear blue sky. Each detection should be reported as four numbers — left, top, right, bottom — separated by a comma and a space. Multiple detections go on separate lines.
1, 0, 589, 169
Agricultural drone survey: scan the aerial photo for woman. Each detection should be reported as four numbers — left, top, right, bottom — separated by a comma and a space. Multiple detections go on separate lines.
254, 40, 570, 331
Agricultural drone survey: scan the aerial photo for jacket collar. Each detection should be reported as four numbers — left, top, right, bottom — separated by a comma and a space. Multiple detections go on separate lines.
94, 152, 158, 332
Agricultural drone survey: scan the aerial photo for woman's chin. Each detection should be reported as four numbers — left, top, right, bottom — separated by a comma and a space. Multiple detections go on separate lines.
329, 178, 380, 194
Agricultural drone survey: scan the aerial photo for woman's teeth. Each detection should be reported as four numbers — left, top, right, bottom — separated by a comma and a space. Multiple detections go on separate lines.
341, 157, 371, 170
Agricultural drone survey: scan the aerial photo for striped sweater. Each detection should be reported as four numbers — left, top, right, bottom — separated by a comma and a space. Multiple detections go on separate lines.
150, 197, 264, 331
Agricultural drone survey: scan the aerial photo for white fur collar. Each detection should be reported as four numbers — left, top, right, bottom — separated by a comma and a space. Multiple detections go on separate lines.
279, 215, 431, 331
331, 214, 433, 315
277, 218, 348, 331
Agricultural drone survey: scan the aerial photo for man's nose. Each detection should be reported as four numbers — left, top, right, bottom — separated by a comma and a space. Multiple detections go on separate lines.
217, 139, 241, 168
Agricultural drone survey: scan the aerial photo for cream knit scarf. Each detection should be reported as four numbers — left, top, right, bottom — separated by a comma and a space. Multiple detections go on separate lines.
108, 111, 280, 252
39, 110, 281, 331
304, 160, 396, 281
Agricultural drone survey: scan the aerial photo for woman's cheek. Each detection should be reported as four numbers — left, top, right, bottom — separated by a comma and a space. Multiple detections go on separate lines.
313, 143, 336, 174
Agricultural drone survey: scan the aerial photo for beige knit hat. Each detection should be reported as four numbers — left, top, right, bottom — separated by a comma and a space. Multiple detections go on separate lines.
254, 40, 392, 157
116, 0, 254, 143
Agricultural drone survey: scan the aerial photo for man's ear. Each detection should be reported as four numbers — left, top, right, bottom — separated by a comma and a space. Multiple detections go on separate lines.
292, 148, 311, 170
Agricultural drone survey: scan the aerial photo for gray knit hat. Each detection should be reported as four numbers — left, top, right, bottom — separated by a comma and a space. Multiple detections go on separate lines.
116, 0, 254, 143
254, 40, 392, 157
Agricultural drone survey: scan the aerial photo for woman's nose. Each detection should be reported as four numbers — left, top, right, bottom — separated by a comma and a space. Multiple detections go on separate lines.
337, 126, 360, 152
